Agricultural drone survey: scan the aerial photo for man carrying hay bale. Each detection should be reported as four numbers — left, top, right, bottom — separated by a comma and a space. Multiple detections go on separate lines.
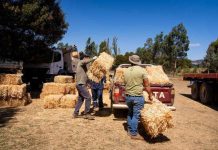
124, 55, 153, 140
72, 52, 97, 120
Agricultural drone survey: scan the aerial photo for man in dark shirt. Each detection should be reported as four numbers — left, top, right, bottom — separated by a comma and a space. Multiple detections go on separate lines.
73, 52, 97, 120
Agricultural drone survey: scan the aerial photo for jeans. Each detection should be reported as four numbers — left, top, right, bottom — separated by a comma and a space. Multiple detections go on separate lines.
91, 88, 103, 108
125, 96, 144, 136
74, 84, 92, 115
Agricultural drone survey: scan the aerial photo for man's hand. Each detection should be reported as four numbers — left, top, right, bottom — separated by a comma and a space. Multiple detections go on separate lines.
148, 94, 153, 101
93, 56, 98, 60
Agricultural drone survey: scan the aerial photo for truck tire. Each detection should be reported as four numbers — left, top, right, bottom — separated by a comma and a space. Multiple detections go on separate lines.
191, 82, 199, 100
199, 82, 213, 104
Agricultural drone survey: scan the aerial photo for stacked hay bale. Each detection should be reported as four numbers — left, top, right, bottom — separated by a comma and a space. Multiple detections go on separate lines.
87, 52, 114, 83
41, 75, 77, 109
141, 91, 173, 138
145, 65, 171, 85
0, 74, 31, 107
113, 67, 127, 84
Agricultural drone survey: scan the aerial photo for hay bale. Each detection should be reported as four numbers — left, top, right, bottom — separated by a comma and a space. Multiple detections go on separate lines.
87, 52, 114, 83
40, 83, 76, 98
0, 74, 23, 85
54, 75, 73, 83
114, 68, 127, 84
59, 94, 78, 108
7, 93, 31, 107
0, 93, 31, 107
43, 94, 63, 109
8, 84, 26, 99
0, 84, 26, 99
141, 92, 173, 138
145, 65, 171, 85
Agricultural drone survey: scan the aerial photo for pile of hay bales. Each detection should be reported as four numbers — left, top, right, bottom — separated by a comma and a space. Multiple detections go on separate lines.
141, 91, 173, 138
113, 65, 171, 85
87, 52, 114, 83
41, 75, 77, 109
0, 74, 31, 107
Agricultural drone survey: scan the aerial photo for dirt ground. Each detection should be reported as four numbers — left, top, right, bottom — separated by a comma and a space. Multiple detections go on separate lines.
0, 78, 218, 150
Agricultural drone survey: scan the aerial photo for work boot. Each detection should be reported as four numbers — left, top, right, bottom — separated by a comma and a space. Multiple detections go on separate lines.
127, 131, 144, 140
83, 114, 95, 120
72, 113, 82, 119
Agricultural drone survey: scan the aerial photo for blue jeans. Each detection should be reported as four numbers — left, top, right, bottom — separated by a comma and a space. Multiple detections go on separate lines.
91, 88, 103, 108
74, 84, 92, 115
125, 96, 144, 136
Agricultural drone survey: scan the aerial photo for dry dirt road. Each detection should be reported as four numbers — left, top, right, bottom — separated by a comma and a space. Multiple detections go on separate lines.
0, 78, 218, 150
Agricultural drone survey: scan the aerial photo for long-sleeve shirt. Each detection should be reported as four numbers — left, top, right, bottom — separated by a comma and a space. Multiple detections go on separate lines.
75, 58, 94, 85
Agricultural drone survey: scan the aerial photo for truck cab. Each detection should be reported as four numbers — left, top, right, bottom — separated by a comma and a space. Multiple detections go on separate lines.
110, 64, 175, 110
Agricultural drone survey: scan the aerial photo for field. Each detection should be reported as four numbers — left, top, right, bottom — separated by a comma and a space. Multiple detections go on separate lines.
0, 78, 218, 150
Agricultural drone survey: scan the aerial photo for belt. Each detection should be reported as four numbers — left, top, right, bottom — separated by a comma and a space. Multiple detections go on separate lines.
126, 94, 142, 97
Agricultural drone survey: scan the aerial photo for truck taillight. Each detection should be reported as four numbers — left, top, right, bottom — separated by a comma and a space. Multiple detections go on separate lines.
114, 88, 120, 97
171, 88, 175, 95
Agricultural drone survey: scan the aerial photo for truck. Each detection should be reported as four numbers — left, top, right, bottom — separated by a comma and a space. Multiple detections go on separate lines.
110, 64, 175, 112
0, 59, 23, 74
22, 47, 79, 88
183, 73, 218, 104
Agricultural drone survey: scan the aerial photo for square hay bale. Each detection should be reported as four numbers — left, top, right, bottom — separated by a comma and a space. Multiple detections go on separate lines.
7, 93, 31, 107
59, 94, 78, 108
114, 68, 127, 84
0, 93, 31, 107
43, 94, 63, 109
54, 75, 73, 83
0, 74, 23, 85
141, 92, 173, 138
0, 84, 27, 100
145, 65, 171, 85
87, 52, 114, 83
8, 84, 26, 99
65, 83, 76, 94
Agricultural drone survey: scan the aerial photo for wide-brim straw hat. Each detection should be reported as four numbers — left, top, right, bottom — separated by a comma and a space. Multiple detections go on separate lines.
129, 55, 141, 65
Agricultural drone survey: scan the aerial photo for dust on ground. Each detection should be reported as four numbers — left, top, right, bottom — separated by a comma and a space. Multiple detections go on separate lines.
0, 78, 218, 150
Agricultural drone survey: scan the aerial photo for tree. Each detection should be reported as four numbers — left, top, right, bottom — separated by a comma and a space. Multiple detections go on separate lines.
84, 37, 97, 57
99, 40, 111, 54
112, 36, 119, 56
0, 0, 68, 62
164, 23, 190, 72
152, 32, 164, 64
204, 39, 218, 72
57, 42, 77, 54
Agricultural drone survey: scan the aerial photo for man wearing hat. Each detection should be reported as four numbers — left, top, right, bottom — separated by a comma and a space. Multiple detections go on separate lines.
124, 55, 153, 140
72, 52, 97, 120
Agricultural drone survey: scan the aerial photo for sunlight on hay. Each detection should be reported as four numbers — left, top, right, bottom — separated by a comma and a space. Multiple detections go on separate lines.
87, 52, 114, 83
54, 75, 74, 83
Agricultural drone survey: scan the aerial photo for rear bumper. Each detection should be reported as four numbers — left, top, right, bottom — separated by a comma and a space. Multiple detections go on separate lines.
112, 104, 128, 109
112, 103, 176, 111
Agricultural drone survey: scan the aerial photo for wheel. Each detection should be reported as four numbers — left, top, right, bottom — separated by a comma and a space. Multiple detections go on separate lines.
199, 82, 213, 104
191, 82, 199, 100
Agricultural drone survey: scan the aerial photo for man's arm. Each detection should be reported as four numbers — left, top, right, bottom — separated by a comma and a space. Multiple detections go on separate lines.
143, 78, 153, 101
80, 56, 97, 65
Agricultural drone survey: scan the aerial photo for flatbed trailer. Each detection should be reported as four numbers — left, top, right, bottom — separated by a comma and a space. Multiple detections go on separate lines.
183, 73, 218, 104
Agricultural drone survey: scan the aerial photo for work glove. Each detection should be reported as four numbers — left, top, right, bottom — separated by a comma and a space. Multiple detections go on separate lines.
93, 56, 98, 60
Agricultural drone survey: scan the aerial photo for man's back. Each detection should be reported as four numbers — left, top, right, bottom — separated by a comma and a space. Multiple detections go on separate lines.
124, 66, 147, 96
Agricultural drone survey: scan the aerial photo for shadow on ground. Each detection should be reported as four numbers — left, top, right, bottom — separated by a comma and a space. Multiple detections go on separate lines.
0, 107, 21, 127
180, 93, 218, 111
123, 122, 170, 143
